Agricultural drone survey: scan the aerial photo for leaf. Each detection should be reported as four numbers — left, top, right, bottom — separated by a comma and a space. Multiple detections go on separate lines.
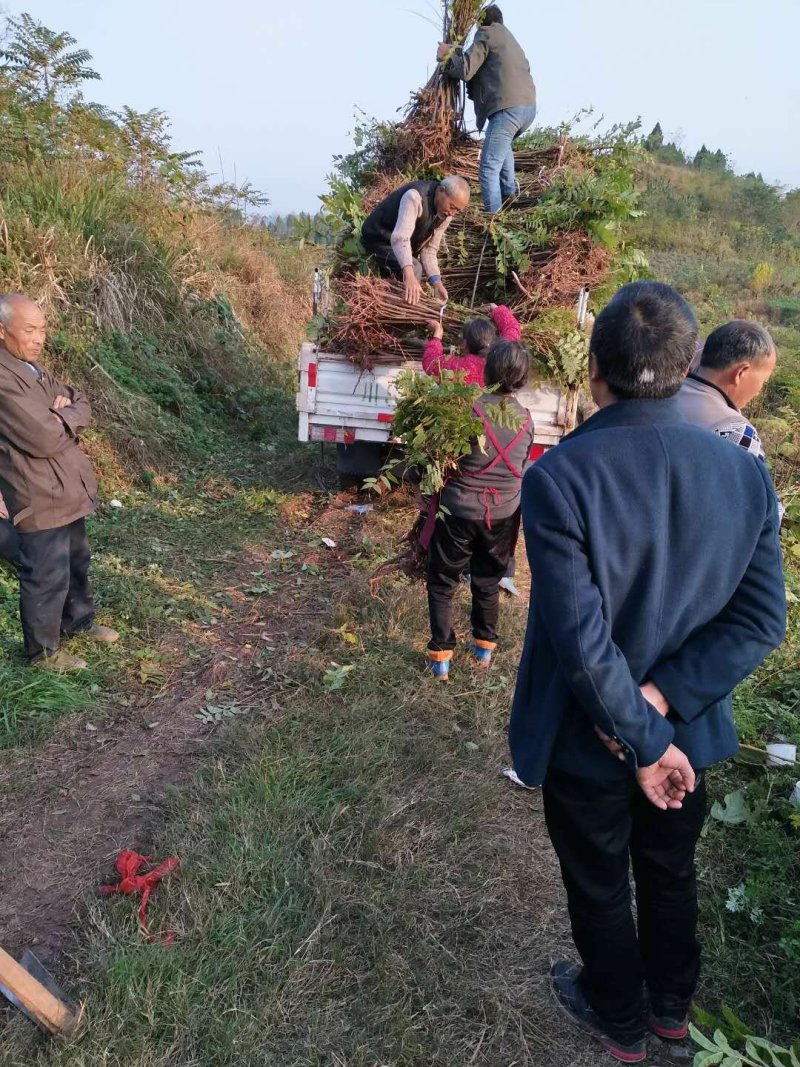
138, 659, 166, 685
713, 1031, 736, 1055
691, 1025, 722, 1053
749, 1037, 795, 1066
711, 789, 751, 826
194, 703, 250, 724
322, 663, 356, 691
721, 1006, 752, 1041
693, 1053, 724, 1067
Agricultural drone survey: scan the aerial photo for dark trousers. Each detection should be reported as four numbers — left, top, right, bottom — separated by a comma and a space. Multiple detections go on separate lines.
543, 768, 707, 1044
427, 513, 517, 651
360, 235, 422, 281
18, 517, 96, 662
0, 519, 22, 569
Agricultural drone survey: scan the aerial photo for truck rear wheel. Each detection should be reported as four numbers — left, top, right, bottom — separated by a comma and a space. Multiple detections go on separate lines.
335, 442, 387, 485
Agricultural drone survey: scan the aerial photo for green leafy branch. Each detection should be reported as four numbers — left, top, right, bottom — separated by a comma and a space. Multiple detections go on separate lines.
692, 1023, 800, 1067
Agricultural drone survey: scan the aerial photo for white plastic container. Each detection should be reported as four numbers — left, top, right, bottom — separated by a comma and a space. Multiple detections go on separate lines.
766, 743, 797, 768
790, 781, 800, 809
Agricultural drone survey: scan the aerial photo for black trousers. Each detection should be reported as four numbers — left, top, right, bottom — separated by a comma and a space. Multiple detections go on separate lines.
0, 518, 22, 569
543, 768, 707, 1044
18, 517, 96, 662
360, 235, 422, 281
427, 513, 517, 651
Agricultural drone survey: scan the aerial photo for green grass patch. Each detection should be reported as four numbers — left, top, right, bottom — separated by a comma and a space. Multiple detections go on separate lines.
3, 585, 544, 1067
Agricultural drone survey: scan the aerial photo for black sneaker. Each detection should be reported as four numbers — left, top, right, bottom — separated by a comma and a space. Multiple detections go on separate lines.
550, 960, 647, 1063
649, 1013, 689, 1041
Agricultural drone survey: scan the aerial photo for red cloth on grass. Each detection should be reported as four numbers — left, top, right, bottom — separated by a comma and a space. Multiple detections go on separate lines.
98, 850, 180, 944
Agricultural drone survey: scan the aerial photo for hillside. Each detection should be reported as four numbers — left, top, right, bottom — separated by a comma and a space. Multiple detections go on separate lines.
0, 15, 798, 1066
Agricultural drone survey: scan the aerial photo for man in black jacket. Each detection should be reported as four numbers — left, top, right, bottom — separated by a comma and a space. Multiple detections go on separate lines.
439, 6, 536, 211
360, 176, 470, 305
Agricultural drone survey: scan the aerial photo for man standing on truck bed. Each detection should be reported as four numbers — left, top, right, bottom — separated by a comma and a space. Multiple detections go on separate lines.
360, 175, 470, 306
438, 5, 536, 213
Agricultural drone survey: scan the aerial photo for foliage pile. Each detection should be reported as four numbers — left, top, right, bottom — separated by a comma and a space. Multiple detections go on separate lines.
318, 1, 645, 379
0, 12, 318, 472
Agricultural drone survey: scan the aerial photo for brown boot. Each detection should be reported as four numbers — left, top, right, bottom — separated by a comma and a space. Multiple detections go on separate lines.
83, 624, 119, 644
37, 649, 88, 672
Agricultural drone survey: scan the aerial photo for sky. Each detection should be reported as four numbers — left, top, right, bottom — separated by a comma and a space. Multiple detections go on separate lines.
5, 0, 800, 215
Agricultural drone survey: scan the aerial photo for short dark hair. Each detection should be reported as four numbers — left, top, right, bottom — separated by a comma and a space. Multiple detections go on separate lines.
481, 5, 503, 26
462, 316, 497, 355
701, 320, 775, 372
485, 339, 529, 393
590, 281, 698, 399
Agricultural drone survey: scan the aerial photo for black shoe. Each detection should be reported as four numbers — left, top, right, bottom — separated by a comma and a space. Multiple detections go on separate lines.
649, 1012, 689, 1041
550, 960, 647, 1063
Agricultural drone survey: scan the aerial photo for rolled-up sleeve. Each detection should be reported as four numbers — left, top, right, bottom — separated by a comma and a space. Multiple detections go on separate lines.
420, 216, 452, 280
390, 190, 422, 271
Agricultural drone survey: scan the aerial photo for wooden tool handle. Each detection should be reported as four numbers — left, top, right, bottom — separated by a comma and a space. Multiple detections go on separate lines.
0, 947, 77, 1035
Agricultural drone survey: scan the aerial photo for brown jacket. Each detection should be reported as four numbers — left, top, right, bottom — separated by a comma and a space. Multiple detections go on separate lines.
0, 346, 98, 533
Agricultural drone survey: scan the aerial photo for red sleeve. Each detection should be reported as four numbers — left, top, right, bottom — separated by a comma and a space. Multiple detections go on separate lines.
422, 337, 445, 375
423, 343, 486, 387
492, 305, 522, 342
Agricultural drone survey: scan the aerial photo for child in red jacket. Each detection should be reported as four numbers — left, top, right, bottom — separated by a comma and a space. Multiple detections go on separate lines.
422, 304, 522, 387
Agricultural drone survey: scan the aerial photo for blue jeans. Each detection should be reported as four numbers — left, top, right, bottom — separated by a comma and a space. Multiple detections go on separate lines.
479, 104, 537, 212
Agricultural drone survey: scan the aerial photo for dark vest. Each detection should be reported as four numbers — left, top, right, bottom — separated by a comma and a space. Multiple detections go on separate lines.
361, 180, 440, 253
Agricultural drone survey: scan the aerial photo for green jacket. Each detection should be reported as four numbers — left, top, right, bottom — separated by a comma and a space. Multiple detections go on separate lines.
445, 23, 536, 131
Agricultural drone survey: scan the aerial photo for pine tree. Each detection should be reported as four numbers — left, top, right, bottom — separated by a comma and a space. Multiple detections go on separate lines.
644, 122, 664, 152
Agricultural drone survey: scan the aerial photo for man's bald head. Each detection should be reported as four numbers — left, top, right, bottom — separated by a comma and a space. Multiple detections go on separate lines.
436, 175, 471, 218
0, 293, 47, 362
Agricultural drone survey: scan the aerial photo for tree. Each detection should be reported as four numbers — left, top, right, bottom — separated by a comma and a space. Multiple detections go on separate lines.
644, 122, 663, 152
0, 13, 104, 160
735, 175, 783, 232
0, 12, 99, 103
782, 188, 800, 237
693, 144, 729, 172
115, 106, 202, 191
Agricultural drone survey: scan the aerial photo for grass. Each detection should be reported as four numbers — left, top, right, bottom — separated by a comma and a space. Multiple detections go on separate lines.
2, 517, 577, 1066
0, 466, 798, 1065
0, 429, 314, 748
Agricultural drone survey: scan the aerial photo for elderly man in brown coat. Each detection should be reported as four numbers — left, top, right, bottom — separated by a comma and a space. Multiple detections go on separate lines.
0, 293, 118, 670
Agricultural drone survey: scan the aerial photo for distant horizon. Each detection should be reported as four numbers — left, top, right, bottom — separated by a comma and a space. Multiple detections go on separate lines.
7, 0, 800, 215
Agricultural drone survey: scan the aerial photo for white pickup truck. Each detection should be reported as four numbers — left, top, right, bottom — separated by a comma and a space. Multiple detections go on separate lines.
296, 342, 572, 477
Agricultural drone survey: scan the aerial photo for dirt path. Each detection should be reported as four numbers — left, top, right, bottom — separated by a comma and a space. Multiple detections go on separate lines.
0, 491, 355, 966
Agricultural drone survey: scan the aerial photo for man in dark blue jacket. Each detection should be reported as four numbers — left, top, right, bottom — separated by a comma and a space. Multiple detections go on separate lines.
509, 282, 786, 1062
